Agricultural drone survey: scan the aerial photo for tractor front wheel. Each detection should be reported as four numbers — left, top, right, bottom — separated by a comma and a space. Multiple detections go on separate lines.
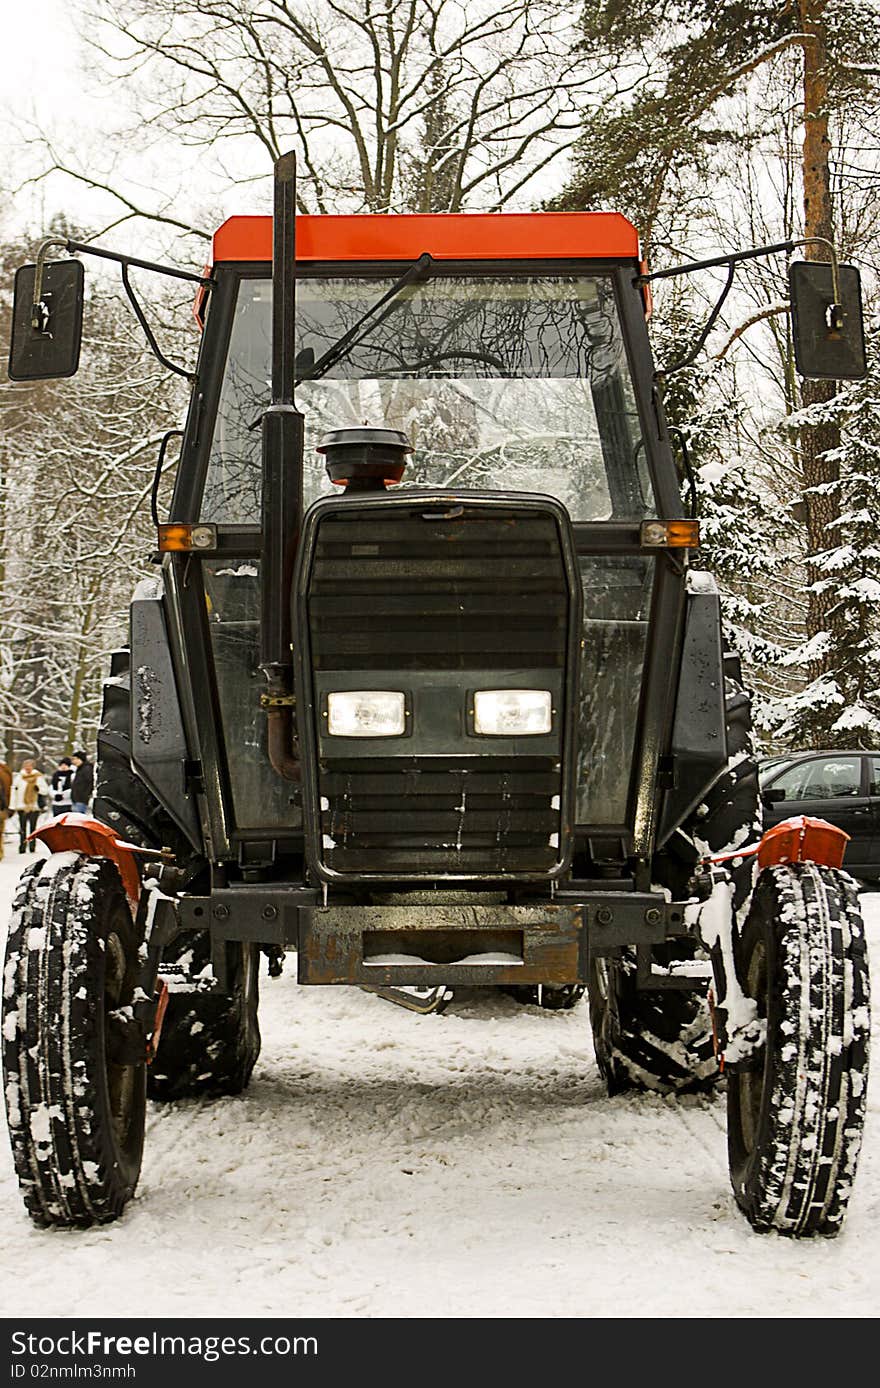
727, 863, 870, 1236
2, 856, 146, 1227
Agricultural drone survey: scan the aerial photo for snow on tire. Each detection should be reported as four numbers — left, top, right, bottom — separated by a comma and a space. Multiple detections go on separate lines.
727, 863, 870, 1237
591, 660, 763, 1098
588, 949, 718, 1095
2, 854, 146, 1227
148, 936, 261, 1101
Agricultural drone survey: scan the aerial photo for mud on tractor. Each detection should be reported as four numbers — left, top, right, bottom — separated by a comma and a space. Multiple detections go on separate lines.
3, 154, 871, 1235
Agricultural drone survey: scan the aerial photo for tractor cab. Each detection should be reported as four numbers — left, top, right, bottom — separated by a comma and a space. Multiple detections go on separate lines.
175, 210, 682, 878
200, 213, 654, 523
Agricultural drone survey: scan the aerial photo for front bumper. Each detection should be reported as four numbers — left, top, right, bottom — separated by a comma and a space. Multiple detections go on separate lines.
177, 887, 686, 988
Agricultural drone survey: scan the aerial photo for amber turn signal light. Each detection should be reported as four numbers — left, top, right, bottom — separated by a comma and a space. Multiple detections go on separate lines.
157, 523, 217, 552
640, 520, 700, 548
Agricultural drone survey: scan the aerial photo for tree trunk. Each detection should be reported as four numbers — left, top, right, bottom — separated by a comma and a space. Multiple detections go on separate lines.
799, 0, 842, 681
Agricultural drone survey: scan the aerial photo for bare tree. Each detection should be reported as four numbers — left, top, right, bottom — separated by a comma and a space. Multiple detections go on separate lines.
0, 230, 190, 761
38, 0, 639, 225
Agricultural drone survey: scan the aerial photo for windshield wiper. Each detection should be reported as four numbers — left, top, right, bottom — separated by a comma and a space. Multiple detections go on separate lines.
296, 251, 433, 385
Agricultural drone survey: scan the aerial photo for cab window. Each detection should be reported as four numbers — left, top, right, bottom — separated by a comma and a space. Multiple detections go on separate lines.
202, 272, 652, 524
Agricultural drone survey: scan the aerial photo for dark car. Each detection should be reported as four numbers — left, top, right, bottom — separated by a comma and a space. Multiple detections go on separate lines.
760, 750, 880, 880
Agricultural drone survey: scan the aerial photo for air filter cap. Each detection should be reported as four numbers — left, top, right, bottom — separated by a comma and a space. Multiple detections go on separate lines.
318, 427, 412, 489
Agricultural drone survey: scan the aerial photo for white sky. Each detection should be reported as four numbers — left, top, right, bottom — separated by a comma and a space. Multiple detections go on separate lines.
0, 0, 235, 262
1, 1, 80, 109
0, 0, 577, 266
1, 1, 127, 241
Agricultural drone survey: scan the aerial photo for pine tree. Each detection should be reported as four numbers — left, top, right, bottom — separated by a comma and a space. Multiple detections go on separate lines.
558, 0, 880, 743
768, 325, 880, 747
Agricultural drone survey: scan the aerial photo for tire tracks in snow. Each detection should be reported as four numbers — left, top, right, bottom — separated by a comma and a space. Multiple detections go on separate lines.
669, 1094, 729, 1178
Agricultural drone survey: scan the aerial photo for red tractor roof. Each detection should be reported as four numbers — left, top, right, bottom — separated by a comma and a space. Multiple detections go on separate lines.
212, 211, 640, 264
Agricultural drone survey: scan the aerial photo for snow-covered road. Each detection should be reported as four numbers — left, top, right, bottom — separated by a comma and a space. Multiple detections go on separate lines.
1, 848, 877, 1319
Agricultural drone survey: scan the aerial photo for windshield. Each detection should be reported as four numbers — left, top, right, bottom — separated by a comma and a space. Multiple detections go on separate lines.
201, 272, 652, 523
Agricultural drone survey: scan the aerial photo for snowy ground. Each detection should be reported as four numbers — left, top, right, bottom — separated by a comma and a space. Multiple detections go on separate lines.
0, 840, 877, 1320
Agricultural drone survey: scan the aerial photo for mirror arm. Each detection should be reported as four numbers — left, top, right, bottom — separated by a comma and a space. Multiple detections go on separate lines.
31, 238, 71, 328
656, 262, 736, 380
64, 239, 213, 289
636, 239, 799, 286
637, 236, 840, 299
120, 264, 194, 380
640, 235, 845, 375
30, 237, 213, 377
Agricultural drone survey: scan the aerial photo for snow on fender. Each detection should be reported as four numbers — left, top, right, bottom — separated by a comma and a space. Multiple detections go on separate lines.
757, 815, 849, 871
30, 814, 147, 913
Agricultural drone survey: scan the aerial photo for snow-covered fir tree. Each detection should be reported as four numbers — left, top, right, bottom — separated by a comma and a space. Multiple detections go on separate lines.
767, 324, 880, 748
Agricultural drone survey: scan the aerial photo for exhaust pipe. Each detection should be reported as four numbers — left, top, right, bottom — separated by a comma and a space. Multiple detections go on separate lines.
260, 150, 303, 782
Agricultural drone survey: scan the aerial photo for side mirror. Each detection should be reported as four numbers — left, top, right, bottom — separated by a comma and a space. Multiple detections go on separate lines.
8, 259, 84, 381
763, 786, 786, 806
789, 260, 867, 381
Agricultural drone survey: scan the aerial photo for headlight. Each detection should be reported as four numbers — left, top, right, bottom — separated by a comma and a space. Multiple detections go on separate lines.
473, 689, 552, 736
326, 690, 406, 737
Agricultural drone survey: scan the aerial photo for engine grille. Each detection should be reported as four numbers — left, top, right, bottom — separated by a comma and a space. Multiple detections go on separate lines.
309, 511, 568, 671
297, 496, 577, 879
319, 757, 561, 875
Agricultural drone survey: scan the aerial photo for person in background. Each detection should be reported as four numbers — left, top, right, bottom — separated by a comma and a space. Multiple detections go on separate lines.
70, 751, 94, 815
51, 756, 75, 815
10, 759, 50, 853
0, 758, 12, 860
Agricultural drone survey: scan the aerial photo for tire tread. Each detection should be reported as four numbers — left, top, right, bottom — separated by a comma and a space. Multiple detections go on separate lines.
728, 863, 870, 1237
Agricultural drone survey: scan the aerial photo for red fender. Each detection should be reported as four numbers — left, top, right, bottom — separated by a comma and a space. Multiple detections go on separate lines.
30, 814, 147, 910
757, 815, 849, 871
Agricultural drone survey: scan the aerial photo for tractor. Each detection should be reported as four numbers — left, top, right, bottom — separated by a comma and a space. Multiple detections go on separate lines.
2, 153, 871, 1235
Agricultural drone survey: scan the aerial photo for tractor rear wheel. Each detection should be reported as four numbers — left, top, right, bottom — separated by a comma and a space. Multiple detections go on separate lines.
147, 937, 261, 1101
588, 949, 718, 1094
727, 863, 870, 1237
589, 659, 761, 1096
2, 856, 146, 1227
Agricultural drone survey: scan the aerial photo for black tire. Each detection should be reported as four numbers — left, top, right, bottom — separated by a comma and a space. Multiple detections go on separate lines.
589, 661, 762, 1096
2, 855, 146, 1227
148, 937, 261, 1101
93, 649, 193, 860
727, 863, 870, 1237
588, 950, 718, 1094
504, 984, 585, 1010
